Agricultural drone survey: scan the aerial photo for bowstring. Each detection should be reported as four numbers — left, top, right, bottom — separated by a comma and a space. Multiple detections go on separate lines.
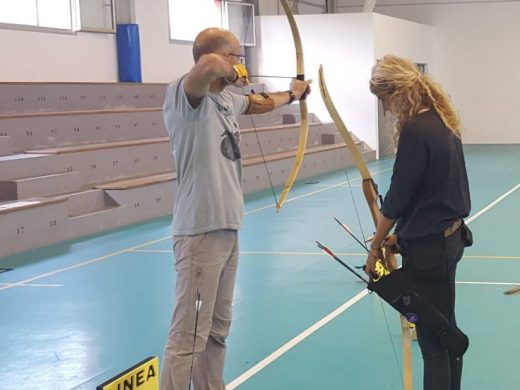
343, 167, 368, 246
238, 0, 279, 207
320, 65, 406, 387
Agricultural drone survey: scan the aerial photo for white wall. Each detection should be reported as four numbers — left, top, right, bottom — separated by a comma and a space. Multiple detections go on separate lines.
252, 13, 377, 148
373, 13, 432, 65
133, 0, 193, 82
341, 1, 520, 144
1, 0, 517, 144
0, 0, 197, 83
0, 29, 119, 82
251, 13, 432, 153
259, 0, 520, 144
372, 13, 434, 153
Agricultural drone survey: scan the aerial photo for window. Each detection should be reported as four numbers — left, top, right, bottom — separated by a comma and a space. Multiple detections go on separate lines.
0, 0, 74, 30
0, 0, 115, 33
168, 0, 223, 42
224, 2, 255, 46
168, 0, 255, 46
76, 0, 116, 33
39, 0, 73, 29
0, 0, 38, 26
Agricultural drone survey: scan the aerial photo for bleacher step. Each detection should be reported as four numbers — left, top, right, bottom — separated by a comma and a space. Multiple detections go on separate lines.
67, 204, 124, 239
0, 108, 166, 153
0, 171, 81, 200
24, 136, 169, 154
0, 82, 166, 115
239, 122, 338, 157
0, 197, 66, 214
94, 172, 176, 190
0, 153, 61, 181
53, 188, 120, 218
69, 204, 122, 220
0, 136, 13, 156
0, 197, 69, 258
21, 138, 174, 186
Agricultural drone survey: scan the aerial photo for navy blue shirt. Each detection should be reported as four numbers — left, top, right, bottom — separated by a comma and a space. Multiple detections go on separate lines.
381, 110, 471, 240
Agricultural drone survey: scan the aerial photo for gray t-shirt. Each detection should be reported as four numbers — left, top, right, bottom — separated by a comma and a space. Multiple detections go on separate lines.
163, 77, 249, 235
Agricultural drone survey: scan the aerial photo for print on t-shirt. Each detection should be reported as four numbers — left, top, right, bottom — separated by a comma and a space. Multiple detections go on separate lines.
221, 129, 241, 161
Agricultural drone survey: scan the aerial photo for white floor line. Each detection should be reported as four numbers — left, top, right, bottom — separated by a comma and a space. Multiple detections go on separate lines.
456, 281, 520, 287
225, 182, 520, 386
466, 183, 520, 224
0, 283, 63, 288
130, 250, 520, 261
242, 251, 366, 256
128, 249, 173, 253
129, 249, 366, 257
464, 255, 520, 260
244, 167, 392, 213
225, 290, 369, 390
309, 183, 362, 188
0, 236, 170, 292
69, 368, 112, 390
224, 278, 520, 389
276, 168, 391, 208
0, 169, 388, 293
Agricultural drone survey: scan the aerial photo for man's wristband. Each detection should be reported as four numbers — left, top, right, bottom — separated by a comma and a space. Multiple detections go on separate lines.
286, 90, 296, 105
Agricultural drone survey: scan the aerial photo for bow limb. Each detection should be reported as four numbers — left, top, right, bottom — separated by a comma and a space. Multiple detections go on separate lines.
275, 0, 309, 213
319, 65, 413, 390
318, 65, 381, 228
318, 65, 397, 269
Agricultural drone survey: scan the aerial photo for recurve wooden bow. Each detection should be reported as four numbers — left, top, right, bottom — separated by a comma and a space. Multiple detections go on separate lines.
319, 64, 413, 390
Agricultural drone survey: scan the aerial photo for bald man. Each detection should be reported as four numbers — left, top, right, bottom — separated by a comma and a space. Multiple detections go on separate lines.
160, 28, 311, 390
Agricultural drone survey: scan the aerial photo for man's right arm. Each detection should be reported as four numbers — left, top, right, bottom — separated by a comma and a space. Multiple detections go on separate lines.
183, 54, 237, 107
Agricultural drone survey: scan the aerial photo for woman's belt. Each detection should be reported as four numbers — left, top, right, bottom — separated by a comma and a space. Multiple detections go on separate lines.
444, 219, 462, 238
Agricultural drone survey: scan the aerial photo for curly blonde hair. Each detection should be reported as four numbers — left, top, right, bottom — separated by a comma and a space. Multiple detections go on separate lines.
369, 55, 461, 138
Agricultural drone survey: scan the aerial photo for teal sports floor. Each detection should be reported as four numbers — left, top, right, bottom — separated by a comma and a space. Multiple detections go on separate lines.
0, 144, 519, 389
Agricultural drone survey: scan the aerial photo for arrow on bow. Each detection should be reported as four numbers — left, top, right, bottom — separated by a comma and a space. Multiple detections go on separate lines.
318, 64, 414, 390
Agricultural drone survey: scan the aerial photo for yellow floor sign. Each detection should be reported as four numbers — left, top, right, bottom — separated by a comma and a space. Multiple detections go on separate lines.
97, 356, 159, 390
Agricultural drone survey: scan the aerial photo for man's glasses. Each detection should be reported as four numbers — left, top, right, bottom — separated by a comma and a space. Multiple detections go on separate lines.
227, 53, 246, 64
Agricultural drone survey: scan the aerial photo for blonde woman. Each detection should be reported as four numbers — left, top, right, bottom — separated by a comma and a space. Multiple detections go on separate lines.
364, 55, 472, 390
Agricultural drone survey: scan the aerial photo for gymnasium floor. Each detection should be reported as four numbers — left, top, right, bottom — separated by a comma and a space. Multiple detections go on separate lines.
0, 144, 519, 390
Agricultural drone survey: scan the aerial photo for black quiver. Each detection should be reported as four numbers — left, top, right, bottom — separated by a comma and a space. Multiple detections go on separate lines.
368, 268, 469, 357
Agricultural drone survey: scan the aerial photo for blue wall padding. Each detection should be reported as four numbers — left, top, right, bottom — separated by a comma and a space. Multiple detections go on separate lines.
116, 24, 142, 83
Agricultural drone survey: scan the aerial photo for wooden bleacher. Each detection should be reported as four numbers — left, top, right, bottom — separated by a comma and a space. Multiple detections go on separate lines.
95, 172, 177, 190
0, 197, 66, 215
0, 107, 164, 152
0, 82, 166, 114
25, 137, 169, 154
21, 136, 173, 186
0, 81, 375, 259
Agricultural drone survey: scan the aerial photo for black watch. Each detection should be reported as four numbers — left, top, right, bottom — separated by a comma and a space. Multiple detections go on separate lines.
286, 90, 296, 104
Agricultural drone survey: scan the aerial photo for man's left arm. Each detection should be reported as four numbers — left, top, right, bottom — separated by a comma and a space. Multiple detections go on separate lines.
246, 78, 311, 114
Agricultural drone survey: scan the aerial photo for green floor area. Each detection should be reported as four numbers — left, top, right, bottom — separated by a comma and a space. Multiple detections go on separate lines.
0, 144, 519, 389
